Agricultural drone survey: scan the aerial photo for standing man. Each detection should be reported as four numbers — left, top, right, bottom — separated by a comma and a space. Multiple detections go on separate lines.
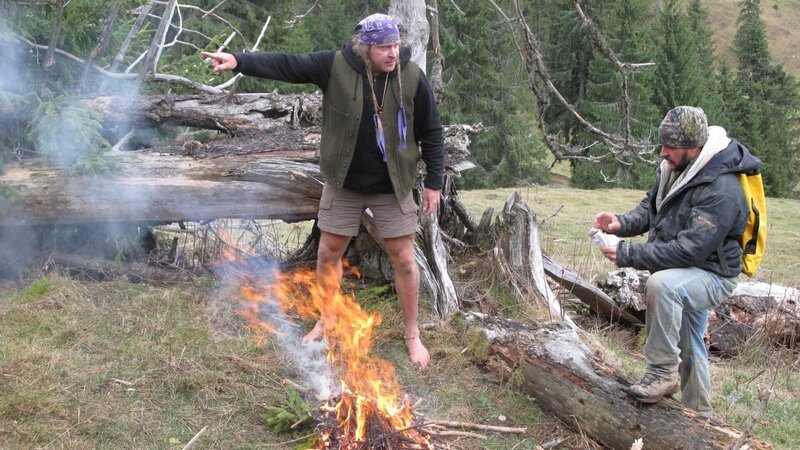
202, 13, 443, 368
593, 106, 762, 415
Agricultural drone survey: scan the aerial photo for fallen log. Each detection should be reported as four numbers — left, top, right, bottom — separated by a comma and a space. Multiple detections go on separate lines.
0, 151, 323, 225
543, 255, 644, 326
709, 282, 800, 356
0, 125, 478, 226
597, 270, 800, 355
461, 312, 771, 450
83, 93, 323, 135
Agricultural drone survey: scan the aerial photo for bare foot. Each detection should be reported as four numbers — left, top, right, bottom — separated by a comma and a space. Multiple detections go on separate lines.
404, 334, 430, 369
301, 320, 324, 345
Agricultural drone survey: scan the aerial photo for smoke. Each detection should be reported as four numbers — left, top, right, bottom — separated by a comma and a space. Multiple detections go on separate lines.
0, 5, 158, 277
0, 15, 31, 98
212, 257, 336, 399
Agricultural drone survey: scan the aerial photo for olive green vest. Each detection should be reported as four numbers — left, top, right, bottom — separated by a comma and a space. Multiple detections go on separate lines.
319, 51, 420, 202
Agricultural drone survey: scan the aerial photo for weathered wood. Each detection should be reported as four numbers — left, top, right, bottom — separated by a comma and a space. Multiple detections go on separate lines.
84, 93, 323, 135
598, 270, 800, 354
417, 211, 459, 319
544, 258, 644, 326
0, 151, 323, 225
493, 191, 575, 328
463, 312, 772, 450
709, 282, 800, 356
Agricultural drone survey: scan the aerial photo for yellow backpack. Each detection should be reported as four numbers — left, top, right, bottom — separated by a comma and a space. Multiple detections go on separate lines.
737, 170, 767, 277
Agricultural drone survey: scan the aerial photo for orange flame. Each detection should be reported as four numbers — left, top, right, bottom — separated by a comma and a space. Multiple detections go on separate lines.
222, 250, 428, 447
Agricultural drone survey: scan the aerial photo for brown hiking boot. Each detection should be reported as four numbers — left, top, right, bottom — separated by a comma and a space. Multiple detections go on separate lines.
627, 373, 679, 404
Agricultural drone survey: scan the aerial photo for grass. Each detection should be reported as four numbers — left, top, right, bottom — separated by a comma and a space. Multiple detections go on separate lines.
1, 185, 798, 448
697, 0, 800, 77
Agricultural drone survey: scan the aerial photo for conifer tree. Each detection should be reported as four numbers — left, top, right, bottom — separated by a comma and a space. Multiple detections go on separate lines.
570, 0, 658, 189
438, 0, 549, 188
652, 0, 703, 110
732, 0, 799, 197
685, 0, 724, 123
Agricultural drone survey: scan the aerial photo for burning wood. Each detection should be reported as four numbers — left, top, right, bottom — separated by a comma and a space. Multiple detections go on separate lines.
216, 248, 435, 448
314, 392, 431, 449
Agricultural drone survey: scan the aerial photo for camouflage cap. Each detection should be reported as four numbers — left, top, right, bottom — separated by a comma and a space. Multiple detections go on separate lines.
658, 106, 708, 148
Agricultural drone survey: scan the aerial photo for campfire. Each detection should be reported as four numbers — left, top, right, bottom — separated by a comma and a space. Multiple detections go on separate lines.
227, 256, 432, 449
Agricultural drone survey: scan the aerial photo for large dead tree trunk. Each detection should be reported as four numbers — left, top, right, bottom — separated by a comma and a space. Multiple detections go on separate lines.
597, 270, 799, 355
0, 151, 323, 226
390, 0, 429, 73
83, 93, 323, 135
462, 312, 771, 450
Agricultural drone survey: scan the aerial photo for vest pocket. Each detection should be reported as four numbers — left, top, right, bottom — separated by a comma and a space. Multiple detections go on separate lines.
320, 104, 352, 181
398, 190, 417, 214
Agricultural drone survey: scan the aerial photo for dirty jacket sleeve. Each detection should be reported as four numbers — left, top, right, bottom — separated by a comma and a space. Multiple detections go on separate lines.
616, 187, 655, 238
615, 174, 743, 273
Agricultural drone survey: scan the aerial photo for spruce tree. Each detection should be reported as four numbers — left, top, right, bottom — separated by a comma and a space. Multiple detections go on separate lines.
732, 0, 799, 197
570, 0, 658, 189
652, 0, 702, 110
438, 0, 549, 188
685, 0, 724, 123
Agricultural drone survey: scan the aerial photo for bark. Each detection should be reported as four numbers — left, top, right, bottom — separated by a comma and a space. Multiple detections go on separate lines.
709, 282, 800, 356
462, 312, 772, 450
492, 191, 576, 328
598, 270, 800, 354
389, 0, 429, 73
84, 93, 322, 136
0, 150, 323, 226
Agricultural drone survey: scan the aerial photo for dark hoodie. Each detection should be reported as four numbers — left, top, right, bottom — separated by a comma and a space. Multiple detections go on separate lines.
232, 40, 444, 194
615, 126, 764, 277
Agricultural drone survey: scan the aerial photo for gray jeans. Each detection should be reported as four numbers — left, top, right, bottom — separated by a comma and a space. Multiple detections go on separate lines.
644, 267, 738, 414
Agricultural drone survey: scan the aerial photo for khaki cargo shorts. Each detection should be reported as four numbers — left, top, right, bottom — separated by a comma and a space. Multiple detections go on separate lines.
317, 183, 419, 238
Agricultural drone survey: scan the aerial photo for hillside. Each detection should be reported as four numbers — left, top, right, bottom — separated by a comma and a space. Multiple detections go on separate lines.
700, 0, 800, 76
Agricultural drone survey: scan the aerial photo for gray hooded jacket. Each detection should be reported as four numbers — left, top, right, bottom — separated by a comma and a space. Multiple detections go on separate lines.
615, 126, 764, 277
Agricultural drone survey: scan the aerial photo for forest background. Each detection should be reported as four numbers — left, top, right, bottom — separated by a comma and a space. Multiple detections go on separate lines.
1, 0, 798, 198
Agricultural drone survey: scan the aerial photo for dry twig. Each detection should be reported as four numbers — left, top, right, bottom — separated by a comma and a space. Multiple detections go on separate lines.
425, 419, 527, 434
729, 386, 772, 450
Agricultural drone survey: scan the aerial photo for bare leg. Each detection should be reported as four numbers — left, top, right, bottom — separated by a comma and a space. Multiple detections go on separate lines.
302, 230, 350, 344
384, 234, 429, 369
